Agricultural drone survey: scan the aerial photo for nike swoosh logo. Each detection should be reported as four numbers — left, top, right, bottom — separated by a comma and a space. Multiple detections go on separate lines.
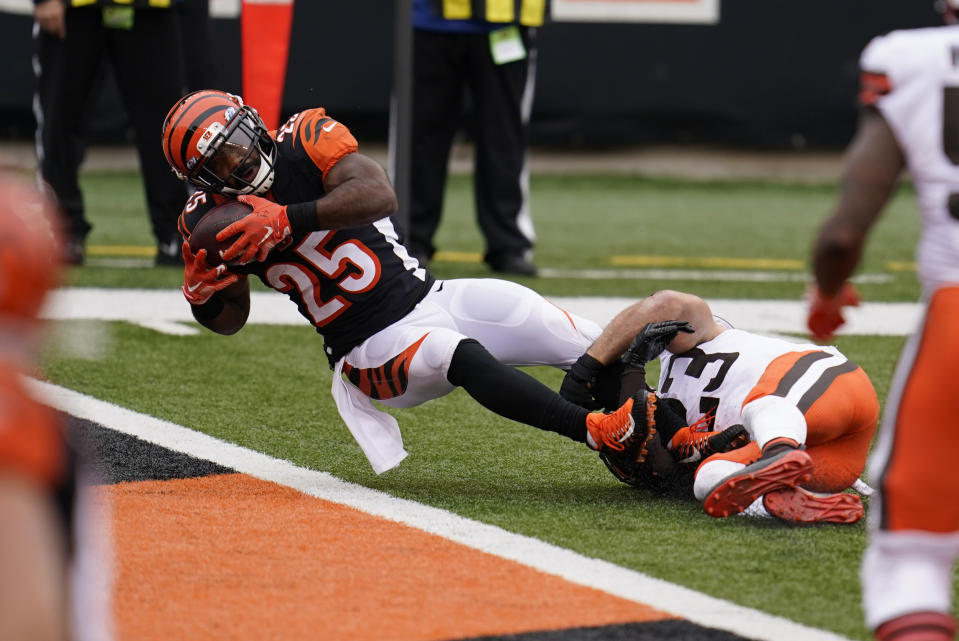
186, 282, 202, 292
322, 122, 336, 132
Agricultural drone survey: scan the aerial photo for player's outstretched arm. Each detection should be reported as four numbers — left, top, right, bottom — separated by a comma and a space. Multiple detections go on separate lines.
587, 290, 720, 365
812, 110, 904, 297
808, 110, 903, 339
560, 291, 717, 408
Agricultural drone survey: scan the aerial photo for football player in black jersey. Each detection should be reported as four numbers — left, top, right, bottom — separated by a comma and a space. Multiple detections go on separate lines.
162, 90, 644, 475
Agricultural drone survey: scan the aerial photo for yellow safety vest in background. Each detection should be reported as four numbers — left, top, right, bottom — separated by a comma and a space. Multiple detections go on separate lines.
437, 0, 546, 26
69, 0, 172, 8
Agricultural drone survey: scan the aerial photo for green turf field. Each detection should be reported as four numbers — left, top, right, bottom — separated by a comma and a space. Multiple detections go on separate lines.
43, 168, 952, 640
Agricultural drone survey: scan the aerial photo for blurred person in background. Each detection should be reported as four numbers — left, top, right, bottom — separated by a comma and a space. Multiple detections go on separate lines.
407, 0, 545, 276
808, 4, 959, 638
0, 173, 112, 641
32, 0, 187, 266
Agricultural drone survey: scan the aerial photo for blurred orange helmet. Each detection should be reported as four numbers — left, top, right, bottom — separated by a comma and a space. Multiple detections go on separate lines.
0, 174, 62, 323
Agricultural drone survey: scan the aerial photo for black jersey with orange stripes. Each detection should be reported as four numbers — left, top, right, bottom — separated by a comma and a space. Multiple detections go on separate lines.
179, 108, 434, 362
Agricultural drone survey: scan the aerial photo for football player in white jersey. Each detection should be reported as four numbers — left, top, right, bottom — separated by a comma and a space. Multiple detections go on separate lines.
809, 7, 959, 640
560, 289, 878, 525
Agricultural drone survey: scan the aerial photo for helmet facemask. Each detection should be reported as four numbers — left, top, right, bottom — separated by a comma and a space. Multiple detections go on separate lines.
188, 106, 277, 196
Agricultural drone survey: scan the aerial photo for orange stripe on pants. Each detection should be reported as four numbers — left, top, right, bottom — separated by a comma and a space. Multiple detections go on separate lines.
744, 350, 823, 404
742, 350, 878, 493
882, 286, 959, 532
803, 366, 878, 493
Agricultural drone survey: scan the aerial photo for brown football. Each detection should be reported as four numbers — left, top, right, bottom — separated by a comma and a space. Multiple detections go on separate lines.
187, 200, 252, 267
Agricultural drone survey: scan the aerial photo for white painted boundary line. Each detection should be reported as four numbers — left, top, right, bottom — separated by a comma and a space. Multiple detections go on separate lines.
43, 287, 921, 337
28, 378, 854, 641
539, 267, 894, 284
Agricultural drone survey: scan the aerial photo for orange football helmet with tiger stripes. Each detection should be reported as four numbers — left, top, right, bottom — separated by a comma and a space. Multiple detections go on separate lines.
161, 90, 277, 196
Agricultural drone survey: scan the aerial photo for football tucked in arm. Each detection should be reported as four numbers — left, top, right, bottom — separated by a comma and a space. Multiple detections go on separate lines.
187, 201, 253, 267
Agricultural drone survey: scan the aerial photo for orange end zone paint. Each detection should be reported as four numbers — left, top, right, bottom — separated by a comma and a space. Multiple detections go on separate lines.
103, 473, 673, 640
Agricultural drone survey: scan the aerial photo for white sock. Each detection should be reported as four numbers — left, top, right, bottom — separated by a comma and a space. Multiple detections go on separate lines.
738, 497, 772, 518
693, 459, 746, 501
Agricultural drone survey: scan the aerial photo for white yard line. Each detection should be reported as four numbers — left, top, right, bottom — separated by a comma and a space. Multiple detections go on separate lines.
42, 287, 921, 337
28, 378, 855, 641
539, 266, 893, 284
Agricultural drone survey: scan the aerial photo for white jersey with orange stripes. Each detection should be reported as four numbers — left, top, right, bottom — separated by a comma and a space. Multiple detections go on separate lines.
861, 25, 959, 296
655, 327, 845, 434
858, 26, 959, 631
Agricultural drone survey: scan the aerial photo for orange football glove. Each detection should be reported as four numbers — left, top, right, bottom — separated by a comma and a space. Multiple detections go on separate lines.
806, 282, 861, 340
217, 193, 292, 265
181, 241, 240, 305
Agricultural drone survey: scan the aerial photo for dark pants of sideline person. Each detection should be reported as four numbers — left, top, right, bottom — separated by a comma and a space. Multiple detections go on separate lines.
409, 27, 537, 274
176, 0, 218, 91
33, 7, 187, 264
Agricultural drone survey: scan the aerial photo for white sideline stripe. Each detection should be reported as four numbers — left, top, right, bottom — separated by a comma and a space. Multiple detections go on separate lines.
43, 287, 922, 336
28, 377, 854, 641
133, 320, 200, 336
54, 259, 899, 284
539, 267, 894, 284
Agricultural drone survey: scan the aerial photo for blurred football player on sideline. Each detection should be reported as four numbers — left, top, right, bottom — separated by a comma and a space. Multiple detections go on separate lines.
559, 289, 878, 525
808, 5, 959, 639
0, 173, 112, 640
161, 89, 646, 476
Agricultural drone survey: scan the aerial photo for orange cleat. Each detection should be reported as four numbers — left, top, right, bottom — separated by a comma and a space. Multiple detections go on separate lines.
703, 444, 813, 518
586, 396, 638, 452
763, 487, 863, 524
